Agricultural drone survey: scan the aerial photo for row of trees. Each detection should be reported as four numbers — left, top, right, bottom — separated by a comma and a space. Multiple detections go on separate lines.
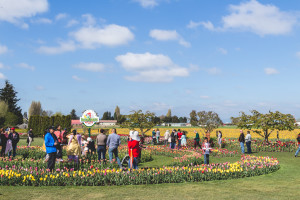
28, 115, 72, 137
120, 109, 295, 142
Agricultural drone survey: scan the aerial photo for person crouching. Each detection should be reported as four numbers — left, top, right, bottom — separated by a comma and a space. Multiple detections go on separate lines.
128, 131, 140, 170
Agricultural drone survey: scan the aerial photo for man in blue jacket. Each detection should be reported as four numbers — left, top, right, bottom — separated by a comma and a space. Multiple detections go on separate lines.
44, 126, 58, 171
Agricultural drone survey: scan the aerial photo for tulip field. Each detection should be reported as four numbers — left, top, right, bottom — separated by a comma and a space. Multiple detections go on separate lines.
74, 127, 300, 140
0, 135, 299, 199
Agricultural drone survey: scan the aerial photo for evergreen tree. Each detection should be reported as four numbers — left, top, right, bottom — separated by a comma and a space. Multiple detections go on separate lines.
114, 106, 120, 120
190, 110, 198, 126
166, 109, 172, 118
70, 109, 78, 120
28, 101, 42, 117
0, 80, 23, 124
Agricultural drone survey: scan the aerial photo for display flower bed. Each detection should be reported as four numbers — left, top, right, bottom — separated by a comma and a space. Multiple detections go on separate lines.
0, 155, 279, 186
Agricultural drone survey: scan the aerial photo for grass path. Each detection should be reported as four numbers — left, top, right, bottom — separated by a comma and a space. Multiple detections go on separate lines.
1, 139, 300, 199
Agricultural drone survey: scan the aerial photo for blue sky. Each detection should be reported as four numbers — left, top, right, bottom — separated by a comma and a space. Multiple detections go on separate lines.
1, 0, 300, 122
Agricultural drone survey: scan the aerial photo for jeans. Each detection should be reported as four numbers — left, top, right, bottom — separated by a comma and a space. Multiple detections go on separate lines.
246, 141, 252, 154
56, 144, 62, 159
47, 152, 57, 171
152, 138, 156, 145
204, 154, 209, 164
128, 157, 138, 169
164, 140, 168, 146
97, 145, 106, 161
240, 142, 245, 154
295, 144, 300, 156
8, 143, 17, 157
108, 148, 122, 168
177, 139, 181, 149
170, 142, 176, 149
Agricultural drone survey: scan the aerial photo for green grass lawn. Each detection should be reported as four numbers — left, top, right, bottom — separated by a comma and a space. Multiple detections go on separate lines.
1, 140, 300, 199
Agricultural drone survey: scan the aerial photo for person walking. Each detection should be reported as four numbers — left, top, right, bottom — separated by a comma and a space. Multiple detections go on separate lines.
27, 128, 34, 147
170, 130, 176, 149
156, 128, 160, 144
128, 131, 140, 169
152, 129, 156, 145
202, 137, 211, 164
0, 128, 8, 157
96, 129, 107, 163
44, 126, 58, 171
54, 125, 63, 161
177, 129, 183, 149
164, 130, 170, 146
245, 131, 252, 154
238, 130, 245, 154
8, 127, 19, 157
66, 130, 81, 162
194, 130, 200, 149
181, 131, 187, 147
107, 128, 122, 169
218, 130, 222, 149
295, 133, 300, 157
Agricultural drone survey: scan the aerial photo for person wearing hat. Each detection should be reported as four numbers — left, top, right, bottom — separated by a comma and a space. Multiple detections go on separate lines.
8, 127, 19, 157
128, 131, 140, 169
44, 126, 58, 171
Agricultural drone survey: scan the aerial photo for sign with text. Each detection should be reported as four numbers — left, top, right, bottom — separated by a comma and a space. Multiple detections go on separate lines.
80, 110, 99, 127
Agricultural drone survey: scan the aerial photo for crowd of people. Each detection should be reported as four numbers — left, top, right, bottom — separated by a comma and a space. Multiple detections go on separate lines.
1, 125, 300, 171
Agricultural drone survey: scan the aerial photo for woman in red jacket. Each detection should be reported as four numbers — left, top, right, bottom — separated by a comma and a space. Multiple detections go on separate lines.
128, 131, 140, 169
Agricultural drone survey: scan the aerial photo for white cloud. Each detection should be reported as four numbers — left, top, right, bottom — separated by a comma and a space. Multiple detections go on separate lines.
37, 41, 76, 55
116, 52, 189, 82
187, 21, 215, 31
206, 67, 222, 75
0, 62, 9, 69
18, 62, 35, 71
149, 29, 190, 47
200, 96, 210, 99
0, 0, 48, 28
55, 13, 68, 21
264, 68, 279, 75
72, 24, 134, 48
82, 14, 96, 26
134, 0, 159, 8
73, 62, 106, 72
66, 19, 79, 27
35, 85, 44, 91
0, 44, 8, 54
0, 72, 6, 79
217, 47, 228, 55
72, 75, 85, 82
189, 0, 297, 36
30, 17, 52, 24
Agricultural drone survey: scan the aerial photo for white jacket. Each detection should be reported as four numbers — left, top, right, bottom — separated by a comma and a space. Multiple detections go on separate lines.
164, 131, 170, 141
245, 134, 251, 142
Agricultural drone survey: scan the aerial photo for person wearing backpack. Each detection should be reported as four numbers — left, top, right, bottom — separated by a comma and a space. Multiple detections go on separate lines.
295, 134, 300, 157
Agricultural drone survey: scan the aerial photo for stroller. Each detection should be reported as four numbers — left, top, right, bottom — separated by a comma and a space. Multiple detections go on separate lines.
121, 144, 144, 167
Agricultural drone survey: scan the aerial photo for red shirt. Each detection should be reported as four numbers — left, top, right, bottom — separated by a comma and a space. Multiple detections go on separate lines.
177, 132, 183, 140
54, 131, 62, 143
128, 140, 140, 158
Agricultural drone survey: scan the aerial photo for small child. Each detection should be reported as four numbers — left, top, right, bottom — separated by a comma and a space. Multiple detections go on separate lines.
202, 137, 211, 164
81, 137, 89, 156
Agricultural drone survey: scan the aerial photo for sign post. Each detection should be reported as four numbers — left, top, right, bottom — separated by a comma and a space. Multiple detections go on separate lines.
80, 110, 99, 137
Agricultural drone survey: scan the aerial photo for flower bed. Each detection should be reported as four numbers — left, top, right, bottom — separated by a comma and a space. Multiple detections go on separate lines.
224, 139, 298, 152
0, 155, 279, 186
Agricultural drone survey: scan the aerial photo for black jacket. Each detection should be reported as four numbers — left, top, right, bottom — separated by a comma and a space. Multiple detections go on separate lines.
171, 132, 176, 143
238, 133, 245, 143
8, 132, 20, 145
0, 134, 8, 146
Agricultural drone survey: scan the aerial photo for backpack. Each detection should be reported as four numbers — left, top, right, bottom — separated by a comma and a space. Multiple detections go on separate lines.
61, 132, 68, 145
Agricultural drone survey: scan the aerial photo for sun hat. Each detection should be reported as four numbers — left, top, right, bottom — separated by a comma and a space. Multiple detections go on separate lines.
87, 137, 92, 142
11, 127, 15, 130
129, 130, 134, 138
131, 131, 140, 141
